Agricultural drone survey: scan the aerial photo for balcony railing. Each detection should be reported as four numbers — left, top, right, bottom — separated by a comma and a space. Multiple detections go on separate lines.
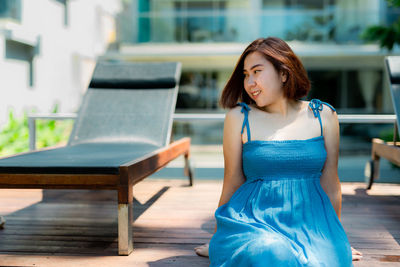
28, 113, 397, 151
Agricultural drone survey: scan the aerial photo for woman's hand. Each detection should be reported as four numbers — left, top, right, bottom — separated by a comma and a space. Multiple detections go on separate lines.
194, 243, 209, 257
352, 247, 362, 261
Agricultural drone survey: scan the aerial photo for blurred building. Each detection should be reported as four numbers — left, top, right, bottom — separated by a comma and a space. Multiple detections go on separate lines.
0, 0, 121, 126
101, 0, 400, 146
1, 0, 398, 149
107, 0, 399, 112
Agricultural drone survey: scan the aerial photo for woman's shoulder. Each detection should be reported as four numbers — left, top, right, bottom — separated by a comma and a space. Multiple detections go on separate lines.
225, 103, 250, 128
225, 104, 243, 120
223, 105, 246, 133
307, 99, 338, 130
306, 98, 336, 116
226, 102, 251, 115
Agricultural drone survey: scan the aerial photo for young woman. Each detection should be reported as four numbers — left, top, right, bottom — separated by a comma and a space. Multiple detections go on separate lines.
194, 37, 362, 266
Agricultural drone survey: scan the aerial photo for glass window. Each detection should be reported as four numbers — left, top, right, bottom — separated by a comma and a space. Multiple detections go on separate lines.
0, 0, 22, 21
385, 1, 400, 25
293, 0, 325, 9
176, 71, 220, 110
5, 40, 35, 87
174, 1, 226, 42
263, 0, 335, 9
262, 0, 336, 42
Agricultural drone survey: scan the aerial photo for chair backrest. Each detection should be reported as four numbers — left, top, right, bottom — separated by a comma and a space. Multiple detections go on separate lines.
385, 56, 400, 135
68, 61, 181, 147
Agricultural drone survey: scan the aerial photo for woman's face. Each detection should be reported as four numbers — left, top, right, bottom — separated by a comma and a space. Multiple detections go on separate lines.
243, 51, 287, 108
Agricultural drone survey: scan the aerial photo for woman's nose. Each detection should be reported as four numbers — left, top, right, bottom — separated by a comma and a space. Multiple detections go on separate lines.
246, 76, 256, 87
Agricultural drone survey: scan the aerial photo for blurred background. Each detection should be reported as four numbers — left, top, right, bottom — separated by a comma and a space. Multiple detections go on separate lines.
0, 0, 399, 182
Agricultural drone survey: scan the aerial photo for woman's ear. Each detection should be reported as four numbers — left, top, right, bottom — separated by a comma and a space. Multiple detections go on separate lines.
281, 71, 287, 83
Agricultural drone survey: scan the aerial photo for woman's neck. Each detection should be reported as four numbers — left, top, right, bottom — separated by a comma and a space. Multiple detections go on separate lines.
257, 98, 301, 118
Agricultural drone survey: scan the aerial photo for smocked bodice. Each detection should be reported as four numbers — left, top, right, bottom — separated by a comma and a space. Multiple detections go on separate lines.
242, 137, 326, 181
238, 99, 335, 182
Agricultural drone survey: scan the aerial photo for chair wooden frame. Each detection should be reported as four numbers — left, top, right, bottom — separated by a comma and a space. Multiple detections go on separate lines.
366, 130, 400, 189
365, 56, 400, 189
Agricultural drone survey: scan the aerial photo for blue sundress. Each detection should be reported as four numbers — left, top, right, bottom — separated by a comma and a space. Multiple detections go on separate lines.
209, 99, 353, 267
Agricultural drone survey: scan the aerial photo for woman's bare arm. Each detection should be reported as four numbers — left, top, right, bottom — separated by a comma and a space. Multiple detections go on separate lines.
215, 106, 247, 230
319, 106, 362, 261
194, 106, 246, 257
319, 107, 341, 218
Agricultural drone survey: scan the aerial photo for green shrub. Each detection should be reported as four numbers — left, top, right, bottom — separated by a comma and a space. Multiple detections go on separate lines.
379, 127, 400, 169
0, 109, 73, 157
0, 111, 29, 156
379, 127, 399, 142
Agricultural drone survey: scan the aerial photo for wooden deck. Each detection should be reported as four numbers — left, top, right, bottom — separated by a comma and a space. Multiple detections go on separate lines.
0, 179, 399, 266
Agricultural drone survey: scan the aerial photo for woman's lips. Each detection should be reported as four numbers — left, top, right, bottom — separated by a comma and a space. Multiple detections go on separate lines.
251, 90, 261, 99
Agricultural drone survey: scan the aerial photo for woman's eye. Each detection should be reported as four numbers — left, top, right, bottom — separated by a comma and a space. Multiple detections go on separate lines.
254, 70, 261, 74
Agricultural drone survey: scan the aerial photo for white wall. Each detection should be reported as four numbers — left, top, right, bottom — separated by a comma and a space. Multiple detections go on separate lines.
0, 0, 121, 126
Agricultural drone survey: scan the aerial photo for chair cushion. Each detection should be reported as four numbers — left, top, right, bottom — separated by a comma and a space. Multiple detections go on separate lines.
89, 62, 179, 89
0, 143, 161, 174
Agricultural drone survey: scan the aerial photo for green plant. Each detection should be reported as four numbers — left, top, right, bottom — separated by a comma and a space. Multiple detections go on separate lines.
379, 127, 399, 142
0, 108, 73, 157
361, 0, 400, 51
0, 111, 29, 156
379, 126, 400, 169
388, 0, 400, 6
35, 107, 74, 149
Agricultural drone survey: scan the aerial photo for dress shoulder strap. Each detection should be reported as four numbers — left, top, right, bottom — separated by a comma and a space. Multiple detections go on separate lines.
308, 99, 336, 136
237, 102, 251, 142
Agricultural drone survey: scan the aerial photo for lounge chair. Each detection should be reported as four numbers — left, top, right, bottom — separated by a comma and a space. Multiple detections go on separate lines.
364, 56, 400, 189
0, 61, 193, 255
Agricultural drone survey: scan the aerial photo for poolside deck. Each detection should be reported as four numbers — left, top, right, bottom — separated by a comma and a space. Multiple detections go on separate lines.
0, 179, 399, 266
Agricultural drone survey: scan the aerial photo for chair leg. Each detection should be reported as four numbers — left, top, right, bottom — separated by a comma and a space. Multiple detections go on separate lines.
371, 158, 380, 187
184, 154, 194, 186
366, 140, 381, 190
118, 203, 133, 255
365, 159, 378, 190
0, 216, 5, 229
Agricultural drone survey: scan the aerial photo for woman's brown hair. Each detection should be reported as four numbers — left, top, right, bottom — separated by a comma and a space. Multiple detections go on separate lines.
219, 37, 310, 108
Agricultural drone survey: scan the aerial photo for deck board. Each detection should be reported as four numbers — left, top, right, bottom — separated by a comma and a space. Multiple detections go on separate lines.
0, 180, 399, 266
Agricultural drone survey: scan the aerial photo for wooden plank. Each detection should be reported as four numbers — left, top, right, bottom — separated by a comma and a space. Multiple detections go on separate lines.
0, 173, 119, 189
0, 230, 212, 241
0, 181, 398, 266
